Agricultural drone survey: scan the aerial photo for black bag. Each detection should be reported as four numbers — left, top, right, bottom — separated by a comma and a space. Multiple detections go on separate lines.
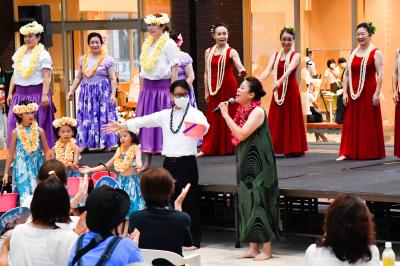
335, 94, 345, 124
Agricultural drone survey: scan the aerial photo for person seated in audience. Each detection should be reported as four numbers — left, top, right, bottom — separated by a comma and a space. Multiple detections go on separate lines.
128, 167, 192, 263
8, 178, 78, 266
304, 194, 379, 266
69, 186, 143, 266
306, 90, 329, 142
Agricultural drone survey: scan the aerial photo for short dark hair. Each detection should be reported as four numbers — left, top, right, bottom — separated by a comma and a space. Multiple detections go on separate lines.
30, 179, 71, 225
37, 159, 68, 184
55, 124, 77, 140
327, 58, 336, 68
338, 57, 347, 64
306, 48, 313, 57
213, 22, 229, 34
117, 130, 139, 146
14, 100, 34, 123
356, 22, 375, 36
280, 27, 295, 39
245, 77, 266, 101
87, 32, 104, 45
140, 167, 175, 208
169, 31, 179, 43
170, 79, 191, 94
317, 194, 375, 264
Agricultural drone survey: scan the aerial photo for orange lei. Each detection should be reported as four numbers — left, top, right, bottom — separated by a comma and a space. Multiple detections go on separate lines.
55, 138, 76, 166
82, 51, 106, 77
114, 145, 137, 172
17, 121, 39, 153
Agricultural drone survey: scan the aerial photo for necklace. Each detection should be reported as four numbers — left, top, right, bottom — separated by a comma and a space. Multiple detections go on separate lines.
273, 49, 293, 106
207, 44, 230, 96
82, 51, 106, 77
170, 104, 190, 134
140, 32, 169, 72
114, 145, 137, 172
14, 44, 44, 78
17, 121, 39, 153
348, 44, 375, 100
55, 138, 76, 167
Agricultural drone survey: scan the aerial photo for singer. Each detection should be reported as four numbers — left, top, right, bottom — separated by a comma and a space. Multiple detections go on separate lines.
198, 23, 246, 157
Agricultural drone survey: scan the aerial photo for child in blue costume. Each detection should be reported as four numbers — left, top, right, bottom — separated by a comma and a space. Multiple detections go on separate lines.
3, 101, 50, 205
51, 117, 81, 177
80, 128, 144, 216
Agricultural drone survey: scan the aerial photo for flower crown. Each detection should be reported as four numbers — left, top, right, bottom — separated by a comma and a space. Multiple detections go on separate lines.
19, 21, 44, 35
144, 13, 170, 25
52, 117, 77, 128
13, 103, 39, 114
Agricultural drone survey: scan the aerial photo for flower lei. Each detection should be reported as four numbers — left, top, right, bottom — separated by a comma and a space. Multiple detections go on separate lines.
114, 145, 137, 172
207, 44, 230, 96
347, 44, 375, 100
232, 100, 261, 146
14, 44, 44, 78
17, 121, 39, 153
82, 51, 106, 78
273, 49, 293, 106
140, 32, 169, 72
55, 138, 76, 166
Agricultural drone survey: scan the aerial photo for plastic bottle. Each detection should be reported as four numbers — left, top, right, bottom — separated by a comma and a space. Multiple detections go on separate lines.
382, 242, 396, 266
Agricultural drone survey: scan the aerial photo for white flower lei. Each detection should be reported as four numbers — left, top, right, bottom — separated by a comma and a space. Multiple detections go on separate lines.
273, 49, 293, 106
207, 44, 229, 96
347, 44, 375, 100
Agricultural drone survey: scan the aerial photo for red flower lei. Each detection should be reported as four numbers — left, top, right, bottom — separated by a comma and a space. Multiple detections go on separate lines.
231, 100, 261, 146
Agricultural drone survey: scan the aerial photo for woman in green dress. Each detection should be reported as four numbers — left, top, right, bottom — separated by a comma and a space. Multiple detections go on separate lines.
219, 76, 282, 261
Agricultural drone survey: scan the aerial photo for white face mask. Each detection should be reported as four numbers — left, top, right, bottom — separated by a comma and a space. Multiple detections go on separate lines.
174, 96, 189, 108
330, 63, 336, 69
340, 63, 347, 68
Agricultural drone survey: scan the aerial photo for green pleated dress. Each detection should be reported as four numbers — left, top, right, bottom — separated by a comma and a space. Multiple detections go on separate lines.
235, 110, 283, 243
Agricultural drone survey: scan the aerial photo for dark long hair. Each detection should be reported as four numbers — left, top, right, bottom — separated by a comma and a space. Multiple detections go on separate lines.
317, 194, 375, 263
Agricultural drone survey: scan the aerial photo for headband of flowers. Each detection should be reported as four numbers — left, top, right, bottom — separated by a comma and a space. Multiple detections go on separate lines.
19, 21, 44, 35
367, 22, 376, 34
144, 13, 170, 25
13, 103, 39, 114
176, 33, 183, 47
52, 117, 77, 128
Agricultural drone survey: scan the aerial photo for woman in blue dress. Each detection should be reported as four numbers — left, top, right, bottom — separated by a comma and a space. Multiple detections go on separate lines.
3, 100, 50, 204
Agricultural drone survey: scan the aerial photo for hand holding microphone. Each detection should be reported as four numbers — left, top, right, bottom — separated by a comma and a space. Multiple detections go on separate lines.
212, 98, 236, 112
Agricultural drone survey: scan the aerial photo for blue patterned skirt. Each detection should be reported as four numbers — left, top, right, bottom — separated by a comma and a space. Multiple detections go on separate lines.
116, 173, 145, 216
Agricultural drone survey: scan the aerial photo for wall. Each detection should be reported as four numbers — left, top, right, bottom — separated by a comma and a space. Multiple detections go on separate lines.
0, 0, 15, 71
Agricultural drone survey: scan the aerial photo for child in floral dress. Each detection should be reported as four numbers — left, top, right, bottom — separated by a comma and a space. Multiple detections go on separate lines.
3, 101, 50, 204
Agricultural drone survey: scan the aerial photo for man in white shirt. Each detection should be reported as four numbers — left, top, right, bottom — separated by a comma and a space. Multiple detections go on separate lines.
103, 79, 209, 249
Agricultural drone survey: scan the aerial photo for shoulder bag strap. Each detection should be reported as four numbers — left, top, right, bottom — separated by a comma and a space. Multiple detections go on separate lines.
95, 236, 123, 266
71, 233, 111, 266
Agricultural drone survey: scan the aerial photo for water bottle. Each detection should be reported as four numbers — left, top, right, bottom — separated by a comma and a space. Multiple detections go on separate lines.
382, 242, 396, 266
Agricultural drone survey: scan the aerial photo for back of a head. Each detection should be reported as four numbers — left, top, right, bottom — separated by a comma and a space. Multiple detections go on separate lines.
317, 194, 375, 263
86, 186, 130, 234
37, 159, 68, 184
140, 167, 175, 208
30, 178, 71, 225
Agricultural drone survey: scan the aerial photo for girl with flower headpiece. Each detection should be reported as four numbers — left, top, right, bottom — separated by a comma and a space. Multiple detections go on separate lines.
3, 100, 50, 205
79, 128, 144, 216
7, 21, 56, 149
51, 117, 81, 176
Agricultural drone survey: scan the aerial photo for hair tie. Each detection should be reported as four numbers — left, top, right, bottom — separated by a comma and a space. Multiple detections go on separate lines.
48, 170, 55, 175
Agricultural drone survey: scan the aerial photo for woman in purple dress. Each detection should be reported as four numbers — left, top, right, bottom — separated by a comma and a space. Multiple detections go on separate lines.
67, 32, 118, 150
138, 13, 179, 169
7, 21, 56, 148
170, 32, 197, 107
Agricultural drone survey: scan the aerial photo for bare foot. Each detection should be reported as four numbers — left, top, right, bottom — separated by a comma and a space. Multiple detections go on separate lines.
254, 251, 272, 261
195, 151, 204, 157
236, 250, 260, 259
183, 246, 198, 251
336, 155, 346, 161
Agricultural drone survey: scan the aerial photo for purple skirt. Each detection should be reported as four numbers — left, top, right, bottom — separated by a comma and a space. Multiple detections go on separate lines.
7, 84, 56, 148
136, 79, 172, 153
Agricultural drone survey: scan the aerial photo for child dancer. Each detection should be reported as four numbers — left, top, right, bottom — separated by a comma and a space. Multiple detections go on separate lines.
51, 117, 80, 176
80, 128, 144, 216
3, 101, 50, 204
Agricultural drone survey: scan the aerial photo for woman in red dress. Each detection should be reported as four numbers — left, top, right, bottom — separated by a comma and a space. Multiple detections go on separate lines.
258, 27, 308, 156
337, 22, 385, 161
198, 23, 246, 156
392, 48, 400, 157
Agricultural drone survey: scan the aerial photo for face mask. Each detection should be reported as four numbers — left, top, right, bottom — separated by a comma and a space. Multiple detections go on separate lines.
340, 63, 347, 68
174, 96, 189, 108
330, 63, 336, 69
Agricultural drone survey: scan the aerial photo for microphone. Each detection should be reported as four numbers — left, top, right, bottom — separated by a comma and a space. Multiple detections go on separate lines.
212, 98, 236, 112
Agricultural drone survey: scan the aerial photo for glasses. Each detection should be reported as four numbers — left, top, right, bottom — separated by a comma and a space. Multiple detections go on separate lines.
173, 93, 189, 98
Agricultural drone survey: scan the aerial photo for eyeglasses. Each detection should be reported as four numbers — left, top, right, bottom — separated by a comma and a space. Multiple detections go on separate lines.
173, 93, 189, 98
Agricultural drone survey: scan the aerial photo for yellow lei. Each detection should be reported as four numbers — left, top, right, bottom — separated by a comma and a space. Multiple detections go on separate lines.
55, 139, 76, 167
82, 51, 106, 78
14, 44, 44, 78
139, 32, 169, 72
114, 145, 137, 172
17, 121, 39, 153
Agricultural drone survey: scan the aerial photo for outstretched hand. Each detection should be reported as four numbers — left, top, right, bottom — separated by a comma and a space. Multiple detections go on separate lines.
174, 183, 191, 211
102, 120, 125, 134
